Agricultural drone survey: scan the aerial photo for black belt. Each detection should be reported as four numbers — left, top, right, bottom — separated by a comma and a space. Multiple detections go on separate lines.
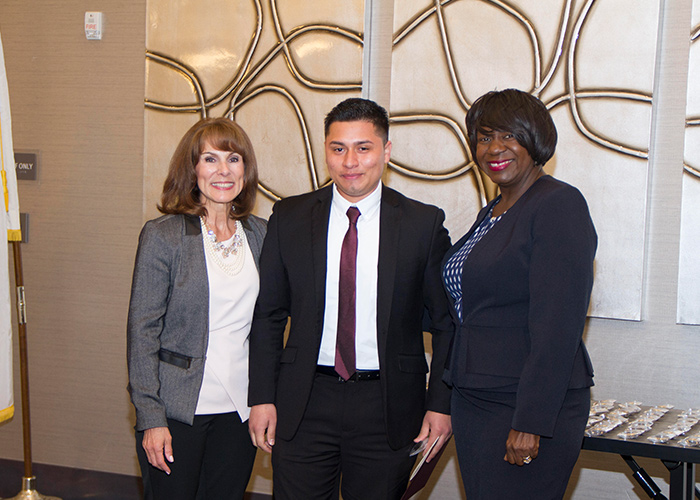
316, 365, 380, 382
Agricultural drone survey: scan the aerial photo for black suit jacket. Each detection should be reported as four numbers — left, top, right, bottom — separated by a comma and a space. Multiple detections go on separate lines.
249, 184, 453, 449
442, 176, 596, 438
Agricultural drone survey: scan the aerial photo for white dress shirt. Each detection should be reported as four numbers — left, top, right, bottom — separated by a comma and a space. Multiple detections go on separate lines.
318, 182, 381, 370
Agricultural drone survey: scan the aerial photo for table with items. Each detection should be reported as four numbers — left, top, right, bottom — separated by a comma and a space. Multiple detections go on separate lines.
582, 400, 700, 500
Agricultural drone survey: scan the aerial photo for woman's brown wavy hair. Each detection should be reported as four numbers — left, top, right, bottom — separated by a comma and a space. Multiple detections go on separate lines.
158, 117, 259, 220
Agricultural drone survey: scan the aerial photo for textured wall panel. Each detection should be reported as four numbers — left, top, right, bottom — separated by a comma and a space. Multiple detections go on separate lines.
144, 0, 365, 494
390, 0, 661, 321
678, 0, 700, 324
144, 0, 364, 222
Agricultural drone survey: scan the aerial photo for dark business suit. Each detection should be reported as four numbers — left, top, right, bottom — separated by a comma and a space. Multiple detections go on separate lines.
249, 184, 452, 497
442, 175, 596, 499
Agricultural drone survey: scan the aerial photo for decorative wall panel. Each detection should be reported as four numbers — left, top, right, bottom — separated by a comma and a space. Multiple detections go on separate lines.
144, 0, 364, 221
145, 0, 662, 322
678, 1, 700, 325
144, 2, 364, 491
390, 0, 661, 321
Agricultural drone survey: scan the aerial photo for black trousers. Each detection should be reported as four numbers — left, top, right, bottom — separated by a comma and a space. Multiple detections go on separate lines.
136, 411, 256, 500
271, 373, 415, 500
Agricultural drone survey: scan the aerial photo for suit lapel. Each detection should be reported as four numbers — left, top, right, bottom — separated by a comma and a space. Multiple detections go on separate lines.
182, 214, 209, 304
377, 186, 401, 345
184, 213, 201, 236
311, 187, 333, 332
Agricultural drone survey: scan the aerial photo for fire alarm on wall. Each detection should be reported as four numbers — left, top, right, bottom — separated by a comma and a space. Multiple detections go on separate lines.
85, 12, 103, 40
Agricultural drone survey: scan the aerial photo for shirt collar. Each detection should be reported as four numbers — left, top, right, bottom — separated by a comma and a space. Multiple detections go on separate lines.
331, 182, 382, 221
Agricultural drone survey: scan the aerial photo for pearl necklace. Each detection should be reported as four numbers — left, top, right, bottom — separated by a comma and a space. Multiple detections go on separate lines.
200, 216, 246, 276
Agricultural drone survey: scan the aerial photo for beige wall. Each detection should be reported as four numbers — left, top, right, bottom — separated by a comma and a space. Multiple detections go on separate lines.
0, 0, 699, 499
0, 0, 146, 476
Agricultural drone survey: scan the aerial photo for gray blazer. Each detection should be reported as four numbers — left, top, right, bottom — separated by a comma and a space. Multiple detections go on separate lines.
127, 213, 266, 431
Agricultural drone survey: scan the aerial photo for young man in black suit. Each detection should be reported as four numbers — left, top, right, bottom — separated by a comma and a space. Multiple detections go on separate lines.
248, 98, 453, 500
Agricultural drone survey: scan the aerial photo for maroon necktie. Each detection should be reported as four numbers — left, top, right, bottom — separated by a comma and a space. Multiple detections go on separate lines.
335, 206, 360, 381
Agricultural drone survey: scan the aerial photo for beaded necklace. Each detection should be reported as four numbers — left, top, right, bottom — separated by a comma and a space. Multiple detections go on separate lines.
200, 216, 246, 276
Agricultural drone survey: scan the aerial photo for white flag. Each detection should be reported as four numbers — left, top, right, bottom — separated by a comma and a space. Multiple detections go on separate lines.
1, 30, 20, 423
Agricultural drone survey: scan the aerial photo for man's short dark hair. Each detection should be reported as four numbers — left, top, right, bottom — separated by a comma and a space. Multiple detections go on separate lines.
324, 98, 389, 144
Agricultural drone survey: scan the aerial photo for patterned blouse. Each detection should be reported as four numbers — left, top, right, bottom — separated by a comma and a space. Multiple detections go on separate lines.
443, 203, 504, 321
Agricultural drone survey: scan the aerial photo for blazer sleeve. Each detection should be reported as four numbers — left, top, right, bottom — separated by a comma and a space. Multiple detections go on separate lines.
248, 203, 290, 406
126, 219, 177, 431
512, 186, 597, 437
423, 207, 454, 414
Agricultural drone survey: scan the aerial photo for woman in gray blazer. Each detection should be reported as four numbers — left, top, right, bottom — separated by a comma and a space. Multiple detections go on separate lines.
442, 89, 596, 499
127, 118, 266, 499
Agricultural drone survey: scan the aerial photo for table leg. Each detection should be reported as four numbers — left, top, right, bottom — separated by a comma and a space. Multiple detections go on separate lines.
622, 455, 668, 499
662, 461, 696, 500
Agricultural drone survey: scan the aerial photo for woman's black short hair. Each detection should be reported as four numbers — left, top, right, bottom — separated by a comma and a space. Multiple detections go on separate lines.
465, 89, 557, 166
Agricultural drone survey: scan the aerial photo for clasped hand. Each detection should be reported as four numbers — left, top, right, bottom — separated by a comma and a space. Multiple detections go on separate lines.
504, 428, 540, 466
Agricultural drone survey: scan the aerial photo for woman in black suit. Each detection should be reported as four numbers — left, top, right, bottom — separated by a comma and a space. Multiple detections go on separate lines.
442, 89, 596, 499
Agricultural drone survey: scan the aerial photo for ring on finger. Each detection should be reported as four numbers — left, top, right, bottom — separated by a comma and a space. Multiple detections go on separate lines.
523, 455, 532, 464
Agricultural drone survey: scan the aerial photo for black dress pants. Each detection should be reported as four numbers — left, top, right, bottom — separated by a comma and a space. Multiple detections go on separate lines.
136, 411, 256, 500
271, 373, 416, 500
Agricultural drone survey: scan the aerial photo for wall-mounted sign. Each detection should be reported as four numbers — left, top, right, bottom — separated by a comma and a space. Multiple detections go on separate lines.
14, 151, 38, 181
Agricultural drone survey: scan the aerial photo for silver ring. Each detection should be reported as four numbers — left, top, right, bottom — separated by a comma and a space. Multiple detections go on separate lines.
523, 455, 532, 464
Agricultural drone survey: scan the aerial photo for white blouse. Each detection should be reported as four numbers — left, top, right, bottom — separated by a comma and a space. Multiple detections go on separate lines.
195, 231, 258, 421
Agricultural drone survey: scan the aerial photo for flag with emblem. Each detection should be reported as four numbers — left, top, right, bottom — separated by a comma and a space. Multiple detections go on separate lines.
0, 30, 20, 423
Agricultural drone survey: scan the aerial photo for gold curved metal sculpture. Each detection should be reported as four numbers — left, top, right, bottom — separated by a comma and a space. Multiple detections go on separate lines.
144, 0, 662, 209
